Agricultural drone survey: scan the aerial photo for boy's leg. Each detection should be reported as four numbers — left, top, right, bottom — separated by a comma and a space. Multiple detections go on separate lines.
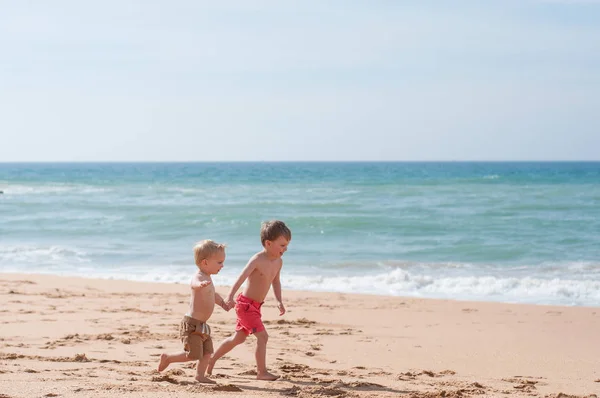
206, 330, 247, 375
254, 330, 278, 381
157, 351, 189, 372
195, 352, 216, 384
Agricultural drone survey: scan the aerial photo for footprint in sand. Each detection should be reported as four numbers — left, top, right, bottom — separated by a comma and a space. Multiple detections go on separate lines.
212, 384, 242, 392
166, 369, 185, 376
502, 377, 543, 392
302, 386, 347, 397
314, 329, 334, 335
338, 381, 385, 389
279, 363, 309, 375
237, 369, 257, 376
368, 370, 393, 376
440, 370, 456, 375
151, 374, 179, 384
398, 369, 456, 380
210, 373, 230, 379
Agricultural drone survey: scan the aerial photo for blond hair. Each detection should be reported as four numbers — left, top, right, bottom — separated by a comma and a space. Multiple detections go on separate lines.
260, 220, 292, 246
193, 240, 226, 267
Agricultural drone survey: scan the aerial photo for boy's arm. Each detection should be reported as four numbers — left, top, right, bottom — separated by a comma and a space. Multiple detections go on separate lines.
272, 268, 285, 316
225, 258, 257, 305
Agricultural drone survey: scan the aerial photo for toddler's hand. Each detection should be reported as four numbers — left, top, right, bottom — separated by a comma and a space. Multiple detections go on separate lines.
198, 280, 212, 288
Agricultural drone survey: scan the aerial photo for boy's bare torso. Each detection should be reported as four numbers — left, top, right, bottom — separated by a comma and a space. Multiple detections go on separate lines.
188, 272, 215, 322
242, 252, 282, 303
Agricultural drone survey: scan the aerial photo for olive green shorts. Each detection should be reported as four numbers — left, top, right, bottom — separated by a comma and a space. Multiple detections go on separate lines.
180, 315, 213, 360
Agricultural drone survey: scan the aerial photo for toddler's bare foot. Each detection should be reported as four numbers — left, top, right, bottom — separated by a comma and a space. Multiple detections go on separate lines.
157, 353, 169, 372
195, 375, 216, 384
257, 371, 279, 381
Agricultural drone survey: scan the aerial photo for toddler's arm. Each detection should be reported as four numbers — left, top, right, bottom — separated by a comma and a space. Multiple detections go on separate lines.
191, 278, 212, 289
215, 292, 229, 311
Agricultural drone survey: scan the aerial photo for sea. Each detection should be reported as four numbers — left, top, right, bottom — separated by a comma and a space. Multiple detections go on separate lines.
1, 162, 599, 307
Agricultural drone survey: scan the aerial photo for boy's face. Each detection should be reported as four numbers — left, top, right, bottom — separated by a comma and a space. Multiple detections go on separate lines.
202, 250, 225, 274
265, 236, 289, 258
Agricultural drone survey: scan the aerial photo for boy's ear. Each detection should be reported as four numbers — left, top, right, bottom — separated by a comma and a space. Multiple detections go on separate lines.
264, 240, 272, 248
201, 258, 208, 266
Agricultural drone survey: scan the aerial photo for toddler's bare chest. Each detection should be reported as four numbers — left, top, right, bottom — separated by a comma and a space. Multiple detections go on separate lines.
191, 285, 215, 301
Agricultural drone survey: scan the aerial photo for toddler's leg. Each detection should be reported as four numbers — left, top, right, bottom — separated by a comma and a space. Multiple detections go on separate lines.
195, 352, 216, 384
254, 330, 278, 381
207, 330, 247, 375
157, 351, 188, 372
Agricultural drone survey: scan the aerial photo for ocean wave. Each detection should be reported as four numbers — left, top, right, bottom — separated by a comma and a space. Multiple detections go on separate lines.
0, 184, 110, 196
4, 264, 597, 307
323, 260, 600, 277
280, 268, 600, 306
0, 245, 90, 266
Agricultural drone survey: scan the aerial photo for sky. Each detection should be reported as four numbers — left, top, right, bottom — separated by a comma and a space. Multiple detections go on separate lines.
1, 0, 599, 161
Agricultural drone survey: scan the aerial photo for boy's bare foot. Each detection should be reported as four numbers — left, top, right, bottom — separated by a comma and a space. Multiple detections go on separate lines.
157, 353, 170, 372
256, 371, 279, 381
206, 359, 214, 375
195, 375, 216, 384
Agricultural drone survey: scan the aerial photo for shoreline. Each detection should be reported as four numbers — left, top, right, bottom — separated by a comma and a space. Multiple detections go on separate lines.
1, 273, 598, 397
2, 270, 597, 309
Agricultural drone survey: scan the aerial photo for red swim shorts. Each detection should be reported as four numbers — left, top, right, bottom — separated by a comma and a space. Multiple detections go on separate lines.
235, 293, 265, 335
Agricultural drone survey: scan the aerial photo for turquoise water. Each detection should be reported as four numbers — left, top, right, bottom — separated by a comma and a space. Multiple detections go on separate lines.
1, 162, 599, 306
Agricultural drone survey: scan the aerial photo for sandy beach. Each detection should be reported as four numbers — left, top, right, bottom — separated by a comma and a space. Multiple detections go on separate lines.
0, 273, 598, 398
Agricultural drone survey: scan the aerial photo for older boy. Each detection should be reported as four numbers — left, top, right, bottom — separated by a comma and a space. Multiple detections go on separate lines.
157, 240, 229, 383
207, 220, 291, 380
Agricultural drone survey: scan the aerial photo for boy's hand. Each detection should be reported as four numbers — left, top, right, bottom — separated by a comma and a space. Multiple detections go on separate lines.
225, 297, 236, 310
217, 297, 230, 311
277, 302, 286, 316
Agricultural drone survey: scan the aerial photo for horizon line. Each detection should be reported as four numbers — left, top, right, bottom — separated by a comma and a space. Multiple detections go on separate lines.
1, 160, 600, 164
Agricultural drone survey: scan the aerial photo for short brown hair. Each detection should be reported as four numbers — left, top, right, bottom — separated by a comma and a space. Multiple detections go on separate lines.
260, 220, 291, 246
193, 240, 226, 267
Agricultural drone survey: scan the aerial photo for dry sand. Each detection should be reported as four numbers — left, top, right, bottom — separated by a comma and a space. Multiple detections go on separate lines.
0, 273, 598, 397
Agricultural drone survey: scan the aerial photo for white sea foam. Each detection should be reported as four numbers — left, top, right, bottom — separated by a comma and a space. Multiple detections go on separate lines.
0, 245, 90, 267
279, 268, 600, 306
2, 245, 598, 306
6, 265, 596, 307
0, 184, 108, 195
